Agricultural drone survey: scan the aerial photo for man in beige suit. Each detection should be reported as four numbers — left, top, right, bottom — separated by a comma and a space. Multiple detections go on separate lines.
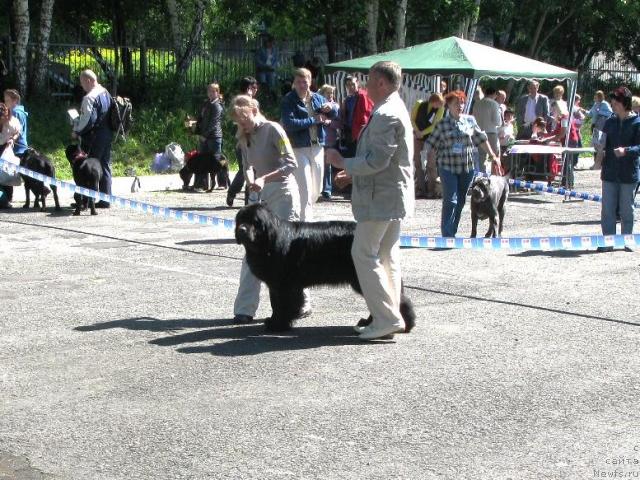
326, 61, 414, 341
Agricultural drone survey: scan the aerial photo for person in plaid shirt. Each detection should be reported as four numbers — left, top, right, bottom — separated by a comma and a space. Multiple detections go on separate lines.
426, 90, 500, 237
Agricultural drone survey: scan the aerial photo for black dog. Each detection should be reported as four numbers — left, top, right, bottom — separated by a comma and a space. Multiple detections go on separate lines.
470, 175, 509, 238
65, 145, 102, 216
179, 152, 228, 192
235, 203, 417, 332
20, 148, 61, 212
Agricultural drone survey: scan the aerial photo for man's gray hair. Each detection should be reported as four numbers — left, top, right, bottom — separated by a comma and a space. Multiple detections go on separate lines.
370, 61, 402, 91
80, 69, 98, 82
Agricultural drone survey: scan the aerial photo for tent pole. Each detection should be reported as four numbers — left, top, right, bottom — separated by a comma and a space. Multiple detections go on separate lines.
563, 79, 578, 190
464, 78, 477, 114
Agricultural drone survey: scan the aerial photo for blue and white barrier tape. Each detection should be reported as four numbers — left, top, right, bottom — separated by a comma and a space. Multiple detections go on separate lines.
477, 172, 640, 208
0, 158, 235, 231
399, 233, 639, 251
2, 158, 638, 251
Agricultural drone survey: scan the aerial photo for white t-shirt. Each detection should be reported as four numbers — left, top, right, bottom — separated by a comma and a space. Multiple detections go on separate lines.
498, 122, 514, 146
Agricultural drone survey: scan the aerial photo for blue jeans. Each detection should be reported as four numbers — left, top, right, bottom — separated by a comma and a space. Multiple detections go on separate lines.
322, 164, 332, 194
601, 181, 636, 235
440, 168, 476, 237
228, 146, 245, 197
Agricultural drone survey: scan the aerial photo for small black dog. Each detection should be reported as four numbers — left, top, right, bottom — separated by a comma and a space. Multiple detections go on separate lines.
179, 152, 228, 192
470, 175, 509, 238
235, 203, 417, 332
65, 145, 102, 216
20, 148, 61, 212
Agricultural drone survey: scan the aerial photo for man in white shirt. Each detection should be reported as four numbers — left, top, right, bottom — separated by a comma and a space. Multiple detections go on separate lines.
472, 86, 502, 172
515, 80, 550, 139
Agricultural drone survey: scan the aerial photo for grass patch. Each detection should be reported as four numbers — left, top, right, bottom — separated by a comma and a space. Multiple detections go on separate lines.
26, 98, 242, 180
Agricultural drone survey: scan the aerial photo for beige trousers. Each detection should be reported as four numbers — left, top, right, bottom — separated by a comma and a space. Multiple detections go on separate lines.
293, 145, 324, 221
351, 220, 405, 330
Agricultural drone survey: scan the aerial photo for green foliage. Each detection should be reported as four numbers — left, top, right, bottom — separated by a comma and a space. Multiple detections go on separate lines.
89, 20, 112, 42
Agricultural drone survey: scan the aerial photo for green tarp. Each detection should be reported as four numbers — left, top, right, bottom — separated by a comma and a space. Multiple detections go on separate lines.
325, 36, 577, 81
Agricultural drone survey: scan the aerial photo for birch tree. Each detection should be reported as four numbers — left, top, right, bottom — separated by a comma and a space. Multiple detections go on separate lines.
393, 0, 408, 49
12, 0, 30, 94
166, 0, 208, 83
365, 0, 379, 54
32, 0, 56, 93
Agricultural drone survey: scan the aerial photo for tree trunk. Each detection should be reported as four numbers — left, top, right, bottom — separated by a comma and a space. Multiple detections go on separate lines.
324, 13, 337, 63
166, 0, 183, 59
365, 0, 379, 54
394, 0, 408, 49
113, 0, 133, 81
532, 6, 577, 60
527, 8, 548, 58
468, 0, 481, 41
12, 0, 30, 95
175, 0, 207, 82
88, 46, 115, 86
32, 0, 56, 94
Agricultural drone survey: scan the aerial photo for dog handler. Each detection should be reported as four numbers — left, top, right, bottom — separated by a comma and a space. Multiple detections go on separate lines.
230, 95, 301, 324
72, 69, 113, 208
326, 61, 413, 341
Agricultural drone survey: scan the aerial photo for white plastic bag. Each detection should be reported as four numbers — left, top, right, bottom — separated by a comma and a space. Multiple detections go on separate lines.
0, 146, 22, 186
151, 152, 170, 173
164, 142, 185, 172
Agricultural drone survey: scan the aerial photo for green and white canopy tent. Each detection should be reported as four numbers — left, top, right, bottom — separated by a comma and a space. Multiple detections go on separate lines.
325, 36, 578, 120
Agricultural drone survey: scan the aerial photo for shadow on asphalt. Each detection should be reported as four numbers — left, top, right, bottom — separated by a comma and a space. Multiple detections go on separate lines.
508, 196, 554, 204
509, 250, 600, 258
551, 219, 601, 226
405, 285, 640, 327
75, 316, 386, 355
75, 316, 231, 333
176, 238, 236, 246
0, 219, 243, 260
161, 205, 237, 212
0, 206, 73, 216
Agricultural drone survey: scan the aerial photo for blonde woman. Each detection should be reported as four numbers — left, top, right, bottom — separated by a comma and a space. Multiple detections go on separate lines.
229, 95, 302, 324
552, 85, 568, 114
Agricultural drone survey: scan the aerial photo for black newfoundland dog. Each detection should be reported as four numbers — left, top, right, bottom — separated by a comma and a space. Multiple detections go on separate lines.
235, 203, 416, 332
20, 148, 61, 212
65, 144, 102, 216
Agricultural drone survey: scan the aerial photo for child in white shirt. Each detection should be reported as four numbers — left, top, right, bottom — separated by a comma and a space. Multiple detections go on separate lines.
0, 102, 21, 150
498, 109, 515, 148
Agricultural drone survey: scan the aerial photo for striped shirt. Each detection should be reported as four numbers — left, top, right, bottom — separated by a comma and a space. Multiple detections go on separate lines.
426, 114, 488, 174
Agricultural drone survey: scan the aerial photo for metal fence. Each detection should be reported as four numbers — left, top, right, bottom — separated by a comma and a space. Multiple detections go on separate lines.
27, 38, 355, 102
577, 56, 640, 101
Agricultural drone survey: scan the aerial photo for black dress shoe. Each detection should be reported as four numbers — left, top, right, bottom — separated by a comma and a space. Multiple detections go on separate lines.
226, 193, 235, 207
233, 314, 253, 324
95, 201, 110, 209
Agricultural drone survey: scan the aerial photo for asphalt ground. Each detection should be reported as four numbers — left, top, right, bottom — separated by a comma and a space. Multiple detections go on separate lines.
1, 164, 639, 480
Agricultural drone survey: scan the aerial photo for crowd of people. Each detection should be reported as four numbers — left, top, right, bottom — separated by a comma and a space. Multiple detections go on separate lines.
0, 67, 638, 243
0, 62, 638, 329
